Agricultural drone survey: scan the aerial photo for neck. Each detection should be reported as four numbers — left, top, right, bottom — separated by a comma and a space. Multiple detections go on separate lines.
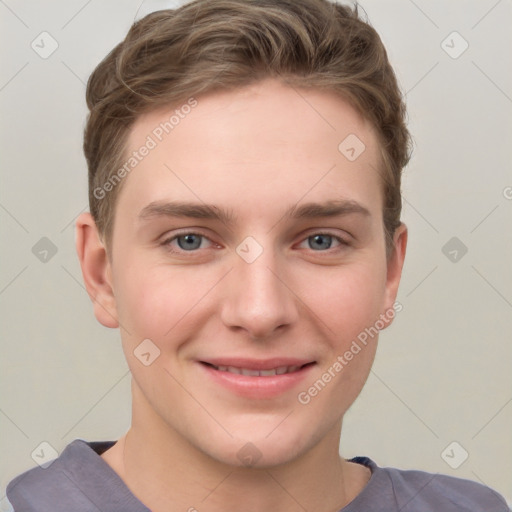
103, 382, 371, 512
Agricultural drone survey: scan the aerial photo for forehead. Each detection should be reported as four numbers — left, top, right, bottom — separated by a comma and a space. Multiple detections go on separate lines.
118, 79, 384, 223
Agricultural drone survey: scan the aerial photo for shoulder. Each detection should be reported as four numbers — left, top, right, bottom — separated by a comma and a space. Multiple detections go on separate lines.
350, 457, 510, 512
5, 439, 128, 512
385, 466, 509, 511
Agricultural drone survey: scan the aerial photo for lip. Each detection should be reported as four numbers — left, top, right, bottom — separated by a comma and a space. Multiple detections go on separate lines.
201, 357, 313, 370
197, 358, 316, 399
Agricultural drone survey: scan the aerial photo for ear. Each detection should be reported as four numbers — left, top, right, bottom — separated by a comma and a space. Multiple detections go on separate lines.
75, 212, 119, 328
381, 222, 408, 328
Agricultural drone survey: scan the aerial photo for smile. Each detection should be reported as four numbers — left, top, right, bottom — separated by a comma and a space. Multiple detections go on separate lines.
198, 360, 316, 399
204, 362, 310, 376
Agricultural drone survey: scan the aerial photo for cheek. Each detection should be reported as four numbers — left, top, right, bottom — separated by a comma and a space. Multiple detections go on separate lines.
113, 259, 218, 342
296, 260, 387, 343
293, 265, 385, 420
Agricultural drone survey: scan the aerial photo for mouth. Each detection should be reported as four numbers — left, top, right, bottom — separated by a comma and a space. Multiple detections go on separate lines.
201, 361, 315, 376
197, 358, 317, 399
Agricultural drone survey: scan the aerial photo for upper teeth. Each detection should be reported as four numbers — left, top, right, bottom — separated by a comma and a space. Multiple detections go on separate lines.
212, 365, 301, 376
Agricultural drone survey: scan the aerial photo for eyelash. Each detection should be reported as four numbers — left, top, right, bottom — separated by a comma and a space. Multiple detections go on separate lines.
160, 230, 350, 256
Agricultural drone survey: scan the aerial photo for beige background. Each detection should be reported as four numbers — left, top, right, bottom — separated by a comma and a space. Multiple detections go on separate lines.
1, 0, 511, 508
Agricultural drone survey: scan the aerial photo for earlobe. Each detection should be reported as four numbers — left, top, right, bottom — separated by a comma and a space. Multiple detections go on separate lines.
75, 212, 119, 328
381, 222, 408, 329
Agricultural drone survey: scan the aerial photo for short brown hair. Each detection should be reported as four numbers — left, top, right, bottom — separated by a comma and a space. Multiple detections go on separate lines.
84, 0, 412, 258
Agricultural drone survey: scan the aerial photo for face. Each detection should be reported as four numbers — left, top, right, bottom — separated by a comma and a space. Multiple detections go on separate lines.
87, 79, 406, 467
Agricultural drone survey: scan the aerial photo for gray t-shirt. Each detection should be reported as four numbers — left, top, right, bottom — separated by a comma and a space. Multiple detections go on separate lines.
6, 439, 509, 511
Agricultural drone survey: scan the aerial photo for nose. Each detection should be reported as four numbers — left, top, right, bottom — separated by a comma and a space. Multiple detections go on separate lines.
220, 242, 299, 341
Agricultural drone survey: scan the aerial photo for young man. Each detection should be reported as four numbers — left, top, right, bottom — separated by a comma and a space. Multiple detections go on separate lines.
6, 0, 509, 510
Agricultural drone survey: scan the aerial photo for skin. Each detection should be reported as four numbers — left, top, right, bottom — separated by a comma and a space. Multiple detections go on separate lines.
76, 78, 407, 512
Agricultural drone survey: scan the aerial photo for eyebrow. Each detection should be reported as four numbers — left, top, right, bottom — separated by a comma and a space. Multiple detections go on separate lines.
138, 199, 371, 227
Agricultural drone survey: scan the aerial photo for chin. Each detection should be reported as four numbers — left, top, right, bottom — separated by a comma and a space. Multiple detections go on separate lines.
198, 424, 320, 470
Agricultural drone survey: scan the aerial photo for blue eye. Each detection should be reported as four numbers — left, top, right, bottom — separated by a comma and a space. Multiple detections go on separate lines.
302, 233, 347, 251
163, 232, 212, 253
175, 233, 203, 250
308, 234, 334, 250
161, 231, 349, 256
